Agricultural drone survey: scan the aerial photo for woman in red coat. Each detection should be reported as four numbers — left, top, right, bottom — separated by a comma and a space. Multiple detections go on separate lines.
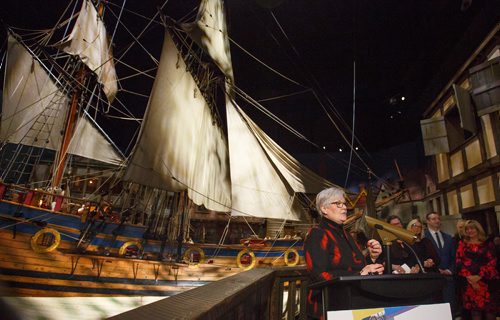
304, 187, 384, 319
456, 219, 498, 320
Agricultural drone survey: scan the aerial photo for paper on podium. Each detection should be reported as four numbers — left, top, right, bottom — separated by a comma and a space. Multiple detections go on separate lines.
327, 303, 451, 320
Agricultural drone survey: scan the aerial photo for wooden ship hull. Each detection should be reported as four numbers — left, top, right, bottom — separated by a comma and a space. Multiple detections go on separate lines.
0, 184, 304, 298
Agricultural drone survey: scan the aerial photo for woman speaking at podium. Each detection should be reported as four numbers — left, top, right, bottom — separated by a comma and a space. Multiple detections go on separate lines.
304, 186, 384, 319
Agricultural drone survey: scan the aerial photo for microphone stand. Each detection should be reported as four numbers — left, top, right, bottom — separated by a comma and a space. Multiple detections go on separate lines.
401, 240, 426, 274
383, 242, 392, 274
374, 223, 425, 274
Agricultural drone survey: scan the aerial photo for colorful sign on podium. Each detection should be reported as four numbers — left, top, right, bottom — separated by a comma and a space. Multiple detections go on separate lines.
327, 303, 451, 320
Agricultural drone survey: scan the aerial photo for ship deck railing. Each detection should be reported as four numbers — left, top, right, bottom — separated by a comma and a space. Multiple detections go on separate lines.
107, 266, 308, 320
0, 182, 100, 214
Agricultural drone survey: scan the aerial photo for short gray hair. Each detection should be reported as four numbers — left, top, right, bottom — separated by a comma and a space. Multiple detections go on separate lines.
316, 187, 345, 214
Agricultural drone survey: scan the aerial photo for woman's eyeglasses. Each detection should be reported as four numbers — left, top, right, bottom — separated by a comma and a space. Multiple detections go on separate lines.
411, 223, 422, 228
330, 201, 347, 208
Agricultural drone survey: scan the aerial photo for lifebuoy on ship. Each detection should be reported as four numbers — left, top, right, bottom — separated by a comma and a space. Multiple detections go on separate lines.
30, 228, 61, 253
236, 248, 256, 270
119, 241, 143, 256
183, 246, 205, 266
284, 248, 300, 266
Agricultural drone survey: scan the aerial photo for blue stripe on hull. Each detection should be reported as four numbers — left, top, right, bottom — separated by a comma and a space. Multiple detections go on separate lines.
202, 248, 304, 258
0, 202, 146, 238
0, 201, 304, 259
0, 222, 81, 242
0, 202, 82, 229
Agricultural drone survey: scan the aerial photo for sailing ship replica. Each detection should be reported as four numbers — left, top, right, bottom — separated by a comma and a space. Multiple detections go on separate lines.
0, 0, 338, 298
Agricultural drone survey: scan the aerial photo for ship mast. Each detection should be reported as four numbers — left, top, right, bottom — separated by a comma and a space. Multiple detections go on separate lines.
51, 66, 86, 188
51, 1, 106, 188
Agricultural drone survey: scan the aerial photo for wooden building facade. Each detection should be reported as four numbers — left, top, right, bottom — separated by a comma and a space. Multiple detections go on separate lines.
420, 23, 500, 235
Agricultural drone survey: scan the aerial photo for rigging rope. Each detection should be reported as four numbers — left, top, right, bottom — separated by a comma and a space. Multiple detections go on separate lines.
257, 88, 312, 103
266, 10, 376, 177
227, 37, 304, 87
230, 83, 368, 177
106, 0, 161, 65
212, 217, 232, 258
109, 0, 127, 49
344, 60, 356, 187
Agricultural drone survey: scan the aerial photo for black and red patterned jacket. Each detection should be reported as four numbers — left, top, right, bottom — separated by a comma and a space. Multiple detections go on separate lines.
304, 219, 369, 319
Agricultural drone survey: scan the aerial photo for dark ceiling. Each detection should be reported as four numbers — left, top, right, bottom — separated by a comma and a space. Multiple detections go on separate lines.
226, 0, 500, 154
1, 0, 499, 159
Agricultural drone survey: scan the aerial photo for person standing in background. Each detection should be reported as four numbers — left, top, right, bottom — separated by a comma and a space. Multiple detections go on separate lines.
424, 212, 456, 315
425, 212, 455, 274
406, 218, 440, 273
454, 219, 466, 250
385, 215, 420, 273
456, 220, 498, 320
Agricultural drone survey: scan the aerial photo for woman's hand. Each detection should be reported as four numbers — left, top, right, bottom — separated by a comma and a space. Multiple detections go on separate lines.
467, 275, 482, 290
392, 264, 405, 274
410, 264, 420, 274
367, 239, 382, 260
467, 275, 481, 284
423, 258, 434, 268
360, 263, 384, 275
439, 268, 452, 275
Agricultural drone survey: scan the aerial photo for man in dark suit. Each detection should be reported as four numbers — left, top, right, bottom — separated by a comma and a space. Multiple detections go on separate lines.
424, 212, 455, 274
424, 212, 456, 316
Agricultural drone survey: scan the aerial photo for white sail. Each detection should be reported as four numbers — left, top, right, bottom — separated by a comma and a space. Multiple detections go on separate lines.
182, 0, 234, 81
1, 35, 123, 166
123, 0, 336, 220
67, 116, 124, 166
124, 30, 232, 212
227, 101, 334, 221
226, 101, 301, 220
59, 0, 118, 102
1, 36, 68, 150
240, 106, 336, 194
181, 1, 334, 220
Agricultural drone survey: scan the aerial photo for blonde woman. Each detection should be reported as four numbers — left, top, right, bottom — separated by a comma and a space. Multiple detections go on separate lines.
407, 219, 440, 272
456, 220, 498, 320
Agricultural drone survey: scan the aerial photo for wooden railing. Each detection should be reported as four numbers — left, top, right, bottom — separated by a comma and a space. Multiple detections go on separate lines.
107, 266, 309, 320
0, 182, 93, 214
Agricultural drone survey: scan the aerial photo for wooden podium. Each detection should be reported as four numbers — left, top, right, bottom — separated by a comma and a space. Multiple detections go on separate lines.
309, 273, 446, 318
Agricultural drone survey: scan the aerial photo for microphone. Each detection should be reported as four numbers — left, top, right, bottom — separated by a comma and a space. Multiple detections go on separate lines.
366, 216, 425, 273
366, 216, 417, 245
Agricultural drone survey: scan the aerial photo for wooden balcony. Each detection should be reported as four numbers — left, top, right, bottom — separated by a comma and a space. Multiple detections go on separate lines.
107, 266, 308, 320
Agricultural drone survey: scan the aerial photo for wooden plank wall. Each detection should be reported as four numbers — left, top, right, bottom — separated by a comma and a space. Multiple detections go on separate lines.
108, 267, 309, 320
